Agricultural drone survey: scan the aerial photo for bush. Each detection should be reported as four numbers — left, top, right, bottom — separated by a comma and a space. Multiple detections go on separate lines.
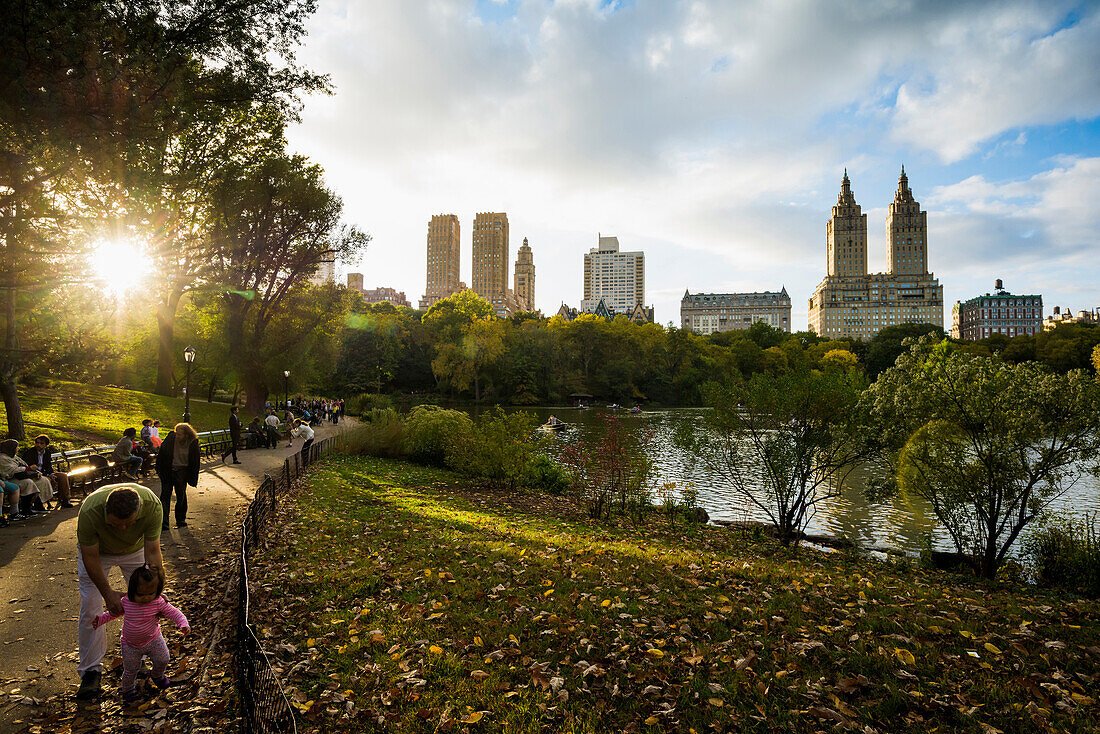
450, 407, 537, 490
1023, 514, 1100, 597
347, 393, 394, 416
346, 408, 406, 459
523, 453, 572, 495
404, 405, 473, 466
560, 414, 654, 523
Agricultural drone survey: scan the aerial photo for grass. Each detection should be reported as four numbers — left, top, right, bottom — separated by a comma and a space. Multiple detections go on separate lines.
2, 380, 242, 449
251, 455, 1100, 733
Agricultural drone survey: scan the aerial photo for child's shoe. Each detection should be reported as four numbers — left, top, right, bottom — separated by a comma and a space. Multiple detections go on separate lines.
122, 687, 141, 704
152, 675, 171, 690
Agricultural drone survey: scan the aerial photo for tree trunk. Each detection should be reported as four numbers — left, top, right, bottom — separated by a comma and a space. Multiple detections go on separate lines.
155, 290, 184, 396
0, 375, 24, 440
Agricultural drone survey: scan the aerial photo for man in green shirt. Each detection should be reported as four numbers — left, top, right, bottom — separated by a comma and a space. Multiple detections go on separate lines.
75, 484, 164, 700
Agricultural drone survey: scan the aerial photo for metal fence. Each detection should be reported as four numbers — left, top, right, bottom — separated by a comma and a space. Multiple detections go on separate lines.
235, 436, 341, 734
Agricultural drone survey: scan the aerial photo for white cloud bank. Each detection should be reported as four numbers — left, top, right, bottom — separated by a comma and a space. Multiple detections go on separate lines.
286, 0, 1100, 325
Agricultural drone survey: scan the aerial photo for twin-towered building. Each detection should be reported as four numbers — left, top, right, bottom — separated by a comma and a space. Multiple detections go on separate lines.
807, 168, 944, 339
419, 212, 535, 316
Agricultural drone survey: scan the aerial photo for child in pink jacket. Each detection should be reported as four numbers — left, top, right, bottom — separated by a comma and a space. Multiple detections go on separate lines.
93, 565, 190, 703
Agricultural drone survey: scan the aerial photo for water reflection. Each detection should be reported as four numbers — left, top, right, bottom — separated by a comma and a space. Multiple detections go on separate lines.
481, 405, 1100, 555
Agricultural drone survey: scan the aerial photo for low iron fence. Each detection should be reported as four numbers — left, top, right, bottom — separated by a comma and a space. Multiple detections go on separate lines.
235, 435, 341, 734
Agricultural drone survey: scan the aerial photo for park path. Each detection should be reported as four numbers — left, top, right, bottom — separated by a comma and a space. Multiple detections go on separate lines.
0, 419, 356, 732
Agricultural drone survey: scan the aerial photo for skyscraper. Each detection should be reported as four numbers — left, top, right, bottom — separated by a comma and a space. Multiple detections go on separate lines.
419, 214, 461, 310
471, 212, 509, 303
514, 237, 535, 312
808, 169, 943, 339
581, 235, 645, 314
827, 170, 867, 277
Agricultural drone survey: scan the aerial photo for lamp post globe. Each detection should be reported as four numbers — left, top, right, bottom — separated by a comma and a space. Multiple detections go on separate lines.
183, 346, 197, 423
283, 370, 290, 410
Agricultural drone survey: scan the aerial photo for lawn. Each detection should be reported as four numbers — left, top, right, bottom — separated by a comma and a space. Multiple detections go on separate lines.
250, 455, 1100, 733
2, 380, 242, 449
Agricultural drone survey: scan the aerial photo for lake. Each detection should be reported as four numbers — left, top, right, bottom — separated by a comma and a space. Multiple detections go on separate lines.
486, 405, 1100, 556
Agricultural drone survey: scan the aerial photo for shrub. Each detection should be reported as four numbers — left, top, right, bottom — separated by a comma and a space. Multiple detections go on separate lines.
1023, 514, 1100, 597
346, 408, 406, 458
523, 453, 572, 495
347, 393, 394, 416
560, 414, 654, 523
450, 407, 538, 490
404, 405, 473, 466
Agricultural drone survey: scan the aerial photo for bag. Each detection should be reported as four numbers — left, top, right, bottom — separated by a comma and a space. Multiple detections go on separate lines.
150, 436, 162, 448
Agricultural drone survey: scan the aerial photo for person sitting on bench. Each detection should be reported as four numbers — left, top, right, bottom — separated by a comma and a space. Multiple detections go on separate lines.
0, 439, 52, 514
21, 434, 73, 508
112, 429, 145, 481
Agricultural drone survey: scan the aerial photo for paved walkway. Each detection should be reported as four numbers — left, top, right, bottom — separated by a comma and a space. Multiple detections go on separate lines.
0, 419, 356, 731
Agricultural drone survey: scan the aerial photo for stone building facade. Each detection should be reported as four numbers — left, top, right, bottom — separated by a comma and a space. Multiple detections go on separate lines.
681, 289, 792, 334
951, 280, 1042, 340
514, 237, 535, 312
419, 214, 463, 310
808, 169, 944, 340
1043, 306, 1098, 330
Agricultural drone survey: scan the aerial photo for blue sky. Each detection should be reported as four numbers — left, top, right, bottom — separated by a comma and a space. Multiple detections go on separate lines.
287, 0, 1100, 327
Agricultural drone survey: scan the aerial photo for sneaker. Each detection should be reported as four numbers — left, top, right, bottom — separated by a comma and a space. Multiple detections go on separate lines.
122, 471, 138, 481
122, 687, 141, 704
176, 521, 188, 528
233, 460, 242, 464
151, 675, 171, 690
76, 671, 102, 701
59, 500, 75, 509
9, 512, 27, 522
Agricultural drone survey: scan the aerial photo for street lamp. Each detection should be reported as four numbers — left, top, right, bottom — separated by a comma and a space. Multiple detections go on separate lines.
283, 370, 290, 409
183, 346, 196, 423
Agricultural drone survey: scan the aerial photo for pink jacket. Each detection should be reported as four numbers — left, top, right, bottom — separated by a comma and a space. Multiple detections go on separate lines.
95, 596, 189, 648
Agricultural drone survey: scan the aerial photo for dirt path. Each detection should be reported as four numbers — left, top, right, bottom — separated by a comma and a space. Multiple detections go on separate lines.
0, 419, 357, 732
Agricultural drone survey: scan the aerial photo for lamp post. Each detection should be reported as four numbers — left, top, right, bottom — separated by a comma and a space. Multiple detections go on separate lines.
183, 346, 196, 423
283, 370, 290, 410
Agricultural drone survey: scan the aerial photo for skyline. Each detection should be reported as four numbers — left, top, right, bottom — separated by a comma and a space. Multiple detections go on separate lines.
285, 0, 1100, 328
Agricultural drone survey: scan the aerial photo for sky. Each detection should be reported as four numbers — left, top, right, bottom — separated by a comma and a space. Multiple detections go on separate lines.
285, 0, 1100, 329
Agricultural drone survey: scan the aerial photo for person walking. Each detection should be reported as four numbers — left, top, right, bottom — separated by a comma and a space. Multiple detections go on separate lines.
220, 406, 243, 464
154, 423, 200, 530
75, 484, 165, 700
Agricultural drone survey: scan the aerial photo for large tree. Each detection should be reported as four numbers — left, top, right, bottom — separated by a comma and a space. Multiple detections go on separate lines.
864, 337, 1100, 579
209, 152, 367, 412
0, 0, 325, 436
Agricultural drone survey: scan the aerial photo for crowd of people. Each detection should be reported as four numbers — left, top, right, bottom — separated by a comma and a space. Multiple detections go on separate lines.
1, 396, 344, 530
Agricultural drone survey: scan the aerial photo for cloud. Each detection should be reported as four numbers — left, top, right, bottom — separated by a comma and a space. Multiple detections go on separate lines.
285, 0, 1100, 324
891, 5, 1100, 162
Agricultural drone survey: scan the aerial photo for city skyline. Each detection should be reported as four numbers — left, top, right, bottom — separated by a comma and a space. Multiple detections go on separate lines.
287, 1, 1100, 326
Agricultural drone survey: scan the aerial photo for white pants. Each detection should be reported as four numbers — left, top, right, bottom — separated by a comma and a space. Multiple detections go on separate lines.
77, 549, 146, 676
16, 475, 53, 501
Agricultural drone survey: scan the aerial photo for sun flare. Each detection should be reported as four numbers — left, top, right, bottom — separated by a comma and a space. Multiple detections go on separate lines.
91, 240, 153, 295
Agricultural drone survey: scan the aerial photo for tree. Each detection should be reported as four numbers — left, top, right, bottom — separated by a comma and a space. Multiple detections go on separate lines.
864, 323, 945, 378
677, 366, 870, 546
0, 0, 326, 434
1093, 343, 1100, 374
210, 152, 368, 411
431, 317, 503, 401
864, 337, 1100, 579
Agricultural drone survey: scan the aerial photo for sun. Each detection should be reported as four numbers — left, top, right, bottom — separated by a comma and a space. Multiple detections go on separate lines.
90, 240, 153, 295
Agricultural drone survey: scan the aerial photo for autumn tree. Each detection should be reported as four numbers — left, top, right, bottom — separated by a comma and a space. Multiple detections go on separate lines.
864, 337, 1100, 579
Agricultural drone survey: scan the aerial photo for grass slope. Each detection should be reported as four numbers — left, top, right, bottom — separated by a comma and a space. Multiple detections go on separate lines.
2, 380, 239, 449
251, 456, 1100, 733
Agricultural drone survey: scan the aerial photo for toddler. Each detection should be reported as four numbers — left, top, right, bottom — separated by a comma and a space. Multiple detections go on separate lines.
93, 565, 190, 703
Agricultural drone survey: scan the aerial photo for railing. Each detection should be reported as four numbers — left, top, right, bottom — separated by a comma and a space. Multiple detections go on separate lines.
235, 435, 341, 734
